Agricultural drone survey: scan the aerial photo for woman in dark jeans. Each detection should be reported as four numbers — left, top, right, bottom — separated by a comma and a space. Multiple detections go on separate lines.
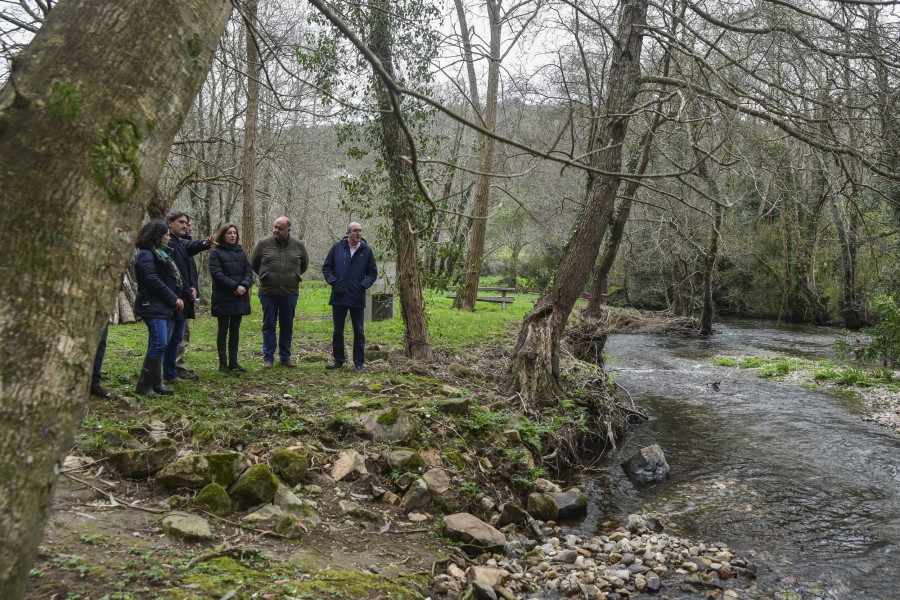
133, 221, 184, 396
208, 222, 252, 373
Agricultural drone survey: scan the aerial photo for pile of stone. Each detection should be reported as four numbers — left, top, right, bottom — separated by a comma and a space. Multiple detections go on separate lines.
434, 513, 758, 600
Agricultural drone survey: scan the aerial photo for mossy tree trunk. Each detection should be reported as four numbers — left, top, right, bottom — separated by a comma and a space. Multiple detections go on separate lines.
508, 0, 648, 402
369, 0, 432, 360
0, 0, 231, 595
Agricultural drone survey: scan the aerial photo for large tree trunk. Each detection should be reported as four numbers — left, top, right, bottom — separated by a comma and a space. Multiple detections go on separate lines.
452, 0, 501, 311
0, 0, 230, 595
370, 0, 432, 360
241, 0, 260, 251
508, 0, 647, 401
699, 205, 724, 335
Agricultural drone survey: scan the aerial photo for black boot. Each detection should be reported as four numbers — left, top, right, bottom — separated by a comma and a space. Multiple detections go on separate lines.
136, 356, 160, 397
148, 356, 174, 395
228, 332, 244, 372
217, 324, 231, 373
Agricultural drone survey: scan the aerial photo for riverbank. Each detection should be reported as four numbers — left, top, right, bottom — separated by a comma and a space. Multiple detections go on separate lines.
711, 354, 900, 434
25, 291, 777, 600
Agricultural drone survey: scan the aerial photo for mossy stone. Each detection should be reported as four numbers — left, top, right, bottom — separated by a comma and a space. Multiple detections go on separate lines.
192, 422, 217, 446
526, 492, 559, 522
270, 448, 309, 486
227, 463, 279, 509
399, 452, 427, 474
100, 428, 141, 450
377, 408, 401, 426
276, 514, 306, 539
193, 483, 232, 517
156, 452, 251, 489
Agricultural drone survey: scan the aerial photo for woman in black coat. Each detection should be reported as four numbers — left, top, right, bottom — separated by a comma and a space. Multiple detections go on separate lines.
208, 222, 253, 372
133, 221, 185, 396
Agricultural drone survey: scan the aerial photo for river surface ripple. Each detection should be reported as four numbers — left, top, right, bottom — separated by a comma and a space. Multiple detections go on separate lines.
570, 319, 900, 599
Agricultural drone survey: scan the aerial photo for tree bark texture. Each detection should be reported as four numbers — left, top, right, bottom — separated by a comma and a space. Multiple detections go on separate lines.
241, 0, 260, 251
452, 0, 501, 311
508, 0, 647, 401
0, 0, 231, 594
370, 0, 432, 360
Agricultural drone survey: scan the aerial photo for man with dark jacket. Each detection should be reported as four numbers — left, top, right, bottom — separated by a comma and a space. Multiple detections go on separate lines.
322, 221, 378, 373
164, 210, 214, 383
251, 216, 309, 367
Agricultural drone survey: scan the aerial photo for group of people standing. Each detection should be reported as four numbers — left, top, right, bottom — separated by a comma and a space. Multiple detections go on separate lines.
127, 213, 377, 398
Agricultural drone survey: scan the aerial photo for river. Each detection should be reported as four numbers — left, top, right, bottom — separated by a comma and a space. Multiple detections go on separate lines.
570, 319, 900, 599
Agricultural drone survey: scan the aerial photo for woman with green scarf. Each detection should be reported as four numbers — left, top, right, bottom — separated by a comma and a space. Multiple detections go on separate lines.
133, 221, 185, 397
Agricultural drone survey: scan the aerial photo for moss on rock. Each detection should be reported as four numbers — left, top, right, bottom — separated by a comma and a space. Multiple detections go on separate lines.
227, 463, 279, 509
276, 514, 306, 539
193, 483, 232, 517
269, 447, 309, 486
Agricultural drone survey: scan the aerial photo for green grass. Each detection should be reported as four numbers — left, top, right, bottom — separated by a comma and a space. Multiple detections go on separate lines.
712, 357, 736, 367
83, 282, 538, 455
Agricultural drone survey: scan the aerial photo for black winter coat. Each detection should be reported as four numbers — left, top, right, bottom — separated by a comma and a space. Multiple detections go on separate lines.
167, 235, 207, 319
133, 247, 180, 320
322, 237, 378, 309
209, 243, 253, 317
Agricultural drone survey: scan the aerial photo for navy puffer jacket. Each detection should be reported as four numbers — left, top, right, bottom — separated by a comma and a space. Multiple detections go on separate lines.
133, 247, 180, 320
321, 237, 378, 309
209, 243, 253, 317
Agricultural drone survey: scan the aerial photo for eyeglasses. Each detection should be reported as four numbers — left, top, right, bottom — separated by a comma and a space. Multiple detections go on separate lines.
350, 228, 362, 232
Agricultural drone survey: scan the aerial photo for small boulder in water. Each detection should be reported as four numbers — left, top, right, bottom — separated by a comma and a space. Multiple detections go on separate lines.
621, 444, 670, 485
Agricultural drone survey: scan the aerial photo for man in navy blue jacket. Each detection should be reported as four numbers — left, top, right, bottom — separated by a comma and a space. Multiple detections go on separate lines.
322, 222, 378, 373
164, 210, 214, 383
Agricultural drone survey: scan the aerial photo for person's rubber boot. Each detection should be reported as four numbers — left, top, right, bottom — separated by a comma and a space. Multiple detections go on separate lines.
136, 356, 161, 398
149, 357, 174, 395
228, 336, 245, 372
217, 338, 230, 373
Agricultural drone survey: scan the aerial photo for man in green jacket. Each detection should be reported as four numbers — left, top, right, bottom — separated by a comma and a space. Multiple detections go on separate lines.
251, 216, 308, 367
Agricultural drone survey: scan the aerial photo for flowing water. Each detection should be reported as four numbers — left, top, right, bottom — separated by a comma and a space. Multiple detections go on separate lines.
570, 319, 900, 599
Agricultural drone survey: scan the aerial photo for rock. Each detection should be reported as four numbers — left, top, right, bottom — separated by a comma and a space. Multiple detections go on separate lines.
331, 449, 368, 481
100, 428, 143, 450
156, 452, 251, 489
498, 502, 529, 526
471, 581, 497, 600
386, 449, 427, 474
466, 566, 508, 587
408, 512, 428, 523
526, 493, 559, 522
358, 408, 417, 443
382, 491, 402, 505
547, 489, 587, 521
552, 550, 579, 564
227, 463, 279, 509
533, 478, 562, 493
273, 484, 321, 525
503, 429, 521, 444
269, 447, 309, 486
422, 468, 451, 494
345, 401, 365, 410
448, 563, 466, 579
443, 513, 506, 554
241, 504, 284, 525
437, 398, 470, 415
192, 483, 232, 516
339, 499, 379, 521
276, 514, 306, 539
161, 511, 212, 541
621, 444, 670, 485
625, 514, 648, 533
402, 477, 432, 512
109, 438, 177, 478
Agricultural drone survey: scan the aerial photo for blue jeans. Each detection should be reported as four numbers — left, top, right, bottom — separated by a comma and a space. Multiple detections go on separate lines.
162, 317, 186, 379
332, 305, 365, 367
91, 324, 109, 387
145, 318, 173, 359
260, 294, 298, 363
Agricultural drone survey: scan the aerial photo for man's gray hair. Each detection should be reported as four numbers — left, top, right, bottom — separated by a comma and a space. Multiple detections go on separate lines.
166, 210, 190, 223
347, 222, 360, 233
